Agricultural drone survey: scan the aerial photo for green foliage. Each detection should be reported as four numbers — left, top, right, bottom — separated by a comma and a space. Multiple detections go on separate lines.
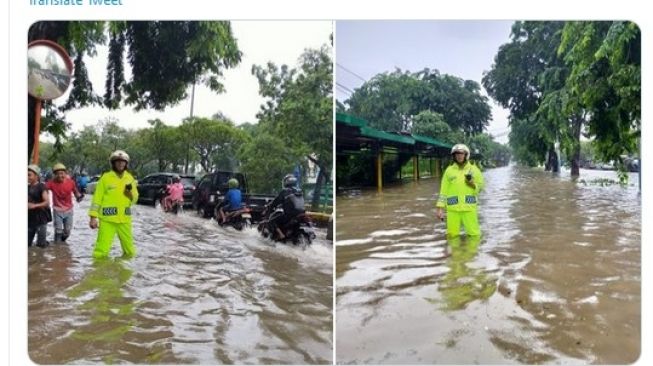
182, 117, 249, 172
412, 110, 463, 144
484, 21, 640, 178
252, 44, 333, 209
238, 133, 298, 195
558, 21, 640, 165
346, 68, 491, 134
28, 21, 243, 159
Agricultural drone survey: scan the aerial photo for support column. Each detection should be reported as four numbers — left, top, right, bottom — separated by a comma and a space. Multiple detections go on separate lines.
376, 151, 384, 192
435, 159, 442, 178
413, 155, 419, 181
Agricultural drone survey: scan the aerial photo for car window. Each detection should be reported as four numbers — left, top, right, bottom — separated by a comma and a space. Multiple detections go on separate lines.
181, 177, 195, 188
140, 176, 152, 184
198, 176, 211, 190
152, 175, 167, 184
90, 176, 100, 183
215, 172, 231, 186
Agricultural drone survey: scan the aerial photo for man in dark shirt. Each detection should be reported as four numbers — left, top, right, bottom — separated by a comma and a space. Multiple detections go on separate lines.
267, 174, 305, 239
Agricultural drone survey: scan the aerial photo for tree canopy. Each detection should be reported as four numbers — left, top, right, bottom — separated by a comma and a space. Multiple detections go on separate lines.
345, 68, 491, 135
483, 21, 640, 177
28, 21, 242, 160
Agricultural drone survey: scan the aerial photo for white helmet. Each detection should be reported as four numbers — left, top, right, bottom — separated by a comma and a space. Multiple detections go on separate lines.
451, 144, 470, 158
109, 150, 130, 163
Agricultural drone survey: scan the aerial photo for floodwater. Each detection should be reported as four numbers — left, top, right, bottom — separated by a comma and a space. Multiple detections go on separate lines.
28, 202, 333, 364
336, 165, 640, 364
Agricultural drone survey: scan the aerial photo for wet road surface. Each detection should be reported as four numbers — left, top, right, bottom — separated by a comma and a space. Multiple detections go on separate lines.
29, 202, 333, 364
336, 165, 640, 364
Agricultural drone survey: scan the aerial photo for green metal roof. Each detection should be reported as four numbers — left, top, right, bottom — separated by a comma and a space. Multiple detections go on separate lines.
336, 112, 368, 128
360, 127, 415, 145
337, 112, 454, 150
411, 134, 453, 149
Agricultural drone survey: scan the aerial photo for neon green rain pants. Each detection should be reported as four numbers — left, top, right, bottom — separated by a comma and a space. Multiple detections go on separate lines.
446, 210, 481, 237
93, 220, 136, 259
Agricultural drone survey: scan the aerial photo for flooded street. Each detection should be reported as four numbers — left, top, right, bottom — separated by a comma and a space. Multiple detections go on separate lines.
28, 203, 333, 364
336, 165, 640, 364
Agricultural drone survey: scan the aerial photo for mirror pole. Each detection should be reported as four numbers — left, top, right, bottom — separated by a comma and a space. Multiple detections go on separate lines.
32, 98, 42, 164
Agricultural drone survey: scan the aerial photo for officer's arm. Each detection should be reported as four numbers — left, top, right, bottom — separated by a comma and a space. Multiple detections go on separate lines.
131, 180, 139, 204
436, 169, 449, 208
473, 166, 485, 194
89, 175, 104, 218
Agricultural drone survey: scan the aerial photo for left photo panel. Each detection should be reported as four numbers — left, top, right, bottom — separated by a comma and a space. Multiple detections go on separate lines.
27, 20, 334, 364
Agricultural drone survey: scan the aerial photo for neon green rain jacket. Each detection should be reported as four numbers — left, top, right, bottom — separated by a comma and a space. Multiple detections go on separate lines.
89, 170, 139, 223
436, 162, 484, 212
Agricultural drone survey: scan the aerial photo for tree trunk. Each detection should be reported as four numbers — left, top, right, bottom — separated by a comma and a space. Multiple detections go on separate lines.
28, 96, 37, 160
545, 145, 558, 173
570, 115, 583, 177
311, 164, 325, 212
184, 143, 189, 174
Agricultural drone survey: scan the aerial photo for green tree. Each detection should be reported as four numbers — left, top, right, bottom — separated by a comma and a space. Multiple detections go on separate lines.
252, 45, 333, 210
28, 21, 242, 160
483, 21, 567, 172
183, 117, 248, 172
345, 68, 491, 134
412, 110, 463, 144
558, 21, 640, 170
239, 133, 298, 194
143, 119, 181, 171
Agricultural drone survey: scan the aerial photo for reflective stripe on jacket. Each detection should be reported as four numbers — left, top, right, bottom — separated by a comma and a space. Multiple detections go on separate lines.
89, 170, 139, 223
436, 162, 484, 212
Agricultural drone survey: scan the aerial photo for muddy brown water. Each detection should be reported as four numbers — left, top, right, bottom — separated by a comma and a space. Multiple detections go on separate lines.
28, 203, 333, 364
336, 165, 640, 364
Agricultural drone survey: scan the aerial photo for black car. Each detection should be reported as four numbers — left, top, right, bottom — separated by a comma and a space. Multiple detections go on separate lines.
137, 173, 196, 207
192, 171, 248, 218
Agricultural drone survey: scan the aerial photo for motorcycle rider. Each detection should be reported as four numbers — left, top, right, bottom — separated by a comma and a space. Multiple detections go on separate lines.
266, 174, 305, 240
217, 178, 243, 224
163, 175, 184, 212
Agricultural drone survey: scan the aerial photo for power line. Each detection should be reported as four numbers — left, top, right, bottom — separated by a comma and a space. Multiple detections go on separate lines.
336, 63, 367, 83
336, 82, 355, 95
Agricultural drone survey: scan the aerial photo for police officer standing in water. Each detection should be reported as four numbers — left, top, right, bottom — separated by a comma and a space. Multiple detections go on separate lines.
88, 150, 139, 259
436, 144, 484, 238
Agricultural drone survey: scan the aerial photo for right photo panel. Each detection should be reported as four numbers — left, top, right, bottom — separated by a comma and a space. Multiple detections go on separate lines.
335, 20, 641, 364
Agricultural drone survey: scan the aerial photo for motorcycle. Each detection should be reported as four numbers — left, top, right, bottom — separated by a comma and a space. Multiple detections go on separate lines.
216, 205, 252, 231
257, 207, 316, 246
159, 188, 184, 215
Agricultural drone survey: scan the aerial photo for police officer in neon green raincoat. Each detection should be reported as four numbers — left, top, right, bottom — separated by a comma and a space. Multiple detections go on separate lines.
88, 150, 139, 259
436, 144, 484, 237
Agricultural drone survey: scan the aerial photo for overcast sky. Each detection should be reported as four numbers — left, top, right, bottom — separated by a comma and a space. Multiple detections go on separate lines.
336, 20, 513, 143
52, 21, 332, 136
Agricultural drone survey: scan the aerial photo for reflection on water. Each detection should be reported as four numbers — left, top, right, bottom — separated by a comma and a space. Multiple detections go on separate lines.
28, 203, 333, 364
434, 236, 497, 311
336, 166, 640, 364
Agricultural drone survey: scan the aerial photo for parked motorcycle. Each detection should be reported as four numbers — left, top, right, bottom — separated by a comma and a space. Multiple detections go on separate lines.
257, 208, 316, 246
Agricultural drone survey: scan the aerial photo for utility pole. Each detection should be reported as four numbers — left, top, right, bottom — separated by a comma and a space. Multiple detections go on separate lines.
185, 81, 196, 174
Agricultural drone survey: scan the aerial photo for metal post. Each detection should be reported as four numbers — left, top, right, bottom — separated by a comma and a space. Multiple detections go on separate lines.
376, 151, 383, 192
32, 99, 42, 164
435, 159, 441, 178
413, 155, 418, 181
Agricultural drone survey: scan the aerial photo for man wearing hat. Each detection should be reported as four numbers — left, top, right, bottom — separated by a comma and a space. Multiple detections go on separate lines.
28, 164, 50, 248
45, 163, 84, 243
88, 150, 139, 259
